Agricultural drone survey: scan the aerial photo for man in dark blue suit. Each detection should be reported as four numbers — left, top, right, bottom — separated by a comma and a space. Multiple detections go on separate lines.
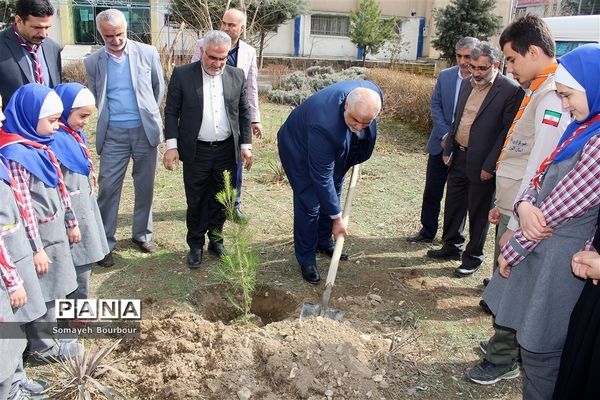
407, 37, 478, 243
277, 80, 382, 284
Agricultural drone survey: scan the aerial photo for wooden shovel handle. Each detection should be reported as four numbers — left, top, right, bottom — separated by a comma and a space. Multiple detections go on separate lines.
323, 164, 361, 289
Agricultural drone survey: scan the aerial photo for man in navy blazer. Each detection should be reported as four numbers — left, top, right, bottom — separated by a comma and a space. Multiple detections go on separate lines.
277, 80, 383, 284
407, 37, 478, 243
0, 0, 61, 108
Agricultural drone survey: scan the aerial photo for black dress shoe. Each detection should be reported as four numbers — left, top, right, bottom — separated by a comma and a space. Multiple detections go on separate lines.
187, 248, 203, 268
454, 264, 481, 277
316, 246, 349, 261
483, 277, 491, 287
131, 238, 157, 253
426, 247, 462, 260
406, 232, 434, 243
301, 265, 320, 284
97, 252, 114, 268
208, 242, 226, 257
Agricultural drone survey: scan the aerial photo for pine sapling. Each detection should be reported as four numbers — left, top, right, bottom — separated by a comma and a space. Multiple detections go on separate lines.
213, 170, 260, 320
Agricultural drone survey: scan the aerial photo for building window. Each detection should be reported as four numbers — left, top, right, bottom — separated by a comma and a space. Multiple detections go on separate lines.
72, 0, 151, 45
515, 7, 527, 16
311, 15, 349, 36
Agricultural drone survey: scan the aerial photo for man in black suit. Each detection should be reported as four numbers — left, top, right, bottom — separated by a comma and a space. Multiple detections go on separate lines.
427, 41, 523, 277
0, 0, 61, 107
163, 30, 252, 268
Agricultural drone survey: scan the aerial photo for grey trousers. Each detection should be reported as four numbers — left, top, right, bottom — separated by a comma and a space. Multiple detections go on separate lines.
24, 300, 57, 354
521, 348, 562, 400
97, 125, 157, 251
67, 264, 91, 300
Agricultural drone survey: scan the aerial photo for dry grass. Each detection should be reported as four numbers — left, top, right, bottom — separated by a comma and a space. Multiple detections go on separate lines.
368, 68, 435, 133
63, 61, 88, 85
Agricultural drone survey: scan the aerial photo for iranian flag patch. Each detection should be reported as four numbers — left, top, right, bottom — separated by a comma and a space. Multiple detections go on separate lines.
542, 109, 561, 127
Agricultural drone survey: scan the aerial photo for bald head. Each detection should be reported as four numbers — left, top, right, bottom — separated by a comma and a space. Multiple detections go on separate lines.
221, 8, 246, 45
344, 88, 381, 133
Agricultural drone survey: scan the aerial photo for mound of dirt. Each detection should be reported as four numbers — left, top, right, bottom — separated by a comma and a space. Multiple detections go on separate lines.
118, 308, 394, 399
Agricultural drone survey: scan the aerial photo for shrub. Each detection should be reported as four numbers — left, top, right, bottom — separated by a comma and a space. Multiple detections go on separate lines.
368, 68, 435, 132
305, 65, 334, 77
62, 61, 88, 85
267, 89, 312, 106
266, 66, 368, 106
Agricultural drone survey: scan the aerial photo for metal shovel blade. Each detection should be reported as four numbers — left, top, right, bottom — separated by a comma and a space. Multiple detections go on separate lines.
299, 301, 344, 321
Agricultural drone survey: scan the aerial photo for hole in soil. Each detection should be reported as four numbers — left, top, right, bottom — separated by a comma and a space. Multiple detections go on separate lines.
190, 285, 299, 325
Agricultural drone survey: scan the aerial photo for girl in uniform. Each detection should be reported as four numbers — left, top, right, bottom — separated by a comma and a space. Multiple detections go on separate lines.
52, 83, 108, 303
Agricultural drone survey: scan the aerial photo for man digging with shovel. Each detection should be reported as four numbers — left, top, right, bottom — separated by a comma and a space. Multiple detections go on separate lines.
277, 81, 383, 285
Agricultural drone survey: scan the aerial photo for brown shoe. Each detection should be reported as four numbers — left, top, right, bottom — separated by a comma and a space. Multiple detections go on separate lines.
97, 252, 114, 268
131, 238, 157, 253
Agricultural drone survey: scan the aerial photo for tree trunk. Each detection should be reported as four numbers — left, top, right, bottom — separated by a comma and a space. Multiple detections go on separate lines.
259, 31, 266, 69
362, 51, 367, 67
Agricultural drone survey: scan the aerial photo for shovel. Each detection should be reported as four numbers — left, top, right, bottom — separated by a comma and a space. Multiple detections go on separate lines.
300, 164, 361, 321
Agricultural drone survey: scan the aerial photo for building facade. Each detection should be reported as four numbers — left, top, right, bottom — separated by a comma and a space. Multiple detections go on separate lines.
49, 0, 514, 61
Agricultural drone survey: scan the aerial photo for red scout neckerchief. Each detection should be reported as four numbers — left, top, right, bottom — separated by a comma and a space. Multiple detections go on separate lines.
0, 136, 32, 226
58, 122, 97, 189
0, 131, 70, 207
531, 114, 600, 190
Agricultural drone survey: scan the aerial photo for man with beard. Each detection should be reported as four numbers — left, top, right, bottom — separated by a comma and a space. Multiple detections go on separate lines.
407, 36, 477, 243
163, 30, 252, 268
84, 9, 164, 267
426, 41, 523, 277
0, 0, 61, 106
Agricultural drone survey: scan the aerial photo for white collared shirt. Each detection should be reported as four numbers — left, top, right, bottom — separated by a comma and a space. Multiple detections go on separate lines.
197, 67, 230, 141
165, 66, 252, 150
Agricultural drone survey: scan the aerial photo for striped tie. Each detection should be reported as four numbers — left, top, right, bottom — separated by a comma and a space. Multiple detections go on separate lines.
13, 24, 45, 84
531, 114, 600, 190
496, 62, 558, 169
58, 123, 97, 189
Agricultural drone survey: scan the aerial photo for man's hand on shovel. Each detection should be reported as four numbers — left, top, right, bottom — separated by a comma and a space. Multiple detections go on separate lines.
332, 217, 348, 240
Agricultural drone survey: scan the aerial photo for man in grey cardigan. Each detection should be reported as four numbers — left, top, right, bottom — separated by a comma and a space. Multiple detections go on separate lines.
84, 9, 164, 267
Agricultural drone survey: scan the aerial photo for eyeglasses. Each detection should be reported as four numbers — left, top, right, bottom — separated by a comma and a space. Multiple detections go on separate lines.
468, 64, 493, 72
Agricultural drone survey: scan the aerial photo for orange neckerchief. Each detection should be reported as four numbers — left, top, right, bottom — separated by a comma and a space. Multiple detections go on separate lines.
496, 61, 559, 169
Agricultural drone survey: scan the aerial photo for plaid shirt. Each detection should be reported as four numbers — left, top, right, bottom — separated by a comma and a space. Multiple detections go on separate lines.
0, 237, 23, 293
502, 134, 600, 265
9, 160, 78, 252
